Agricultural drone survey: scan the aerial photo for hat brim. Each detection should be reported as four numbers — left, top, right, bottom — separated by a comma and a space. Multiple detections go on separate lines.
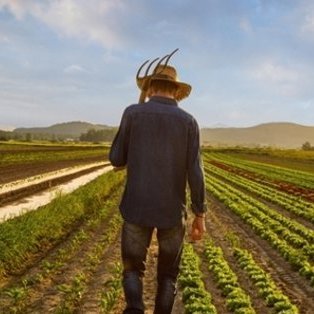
137, 76, 192, 102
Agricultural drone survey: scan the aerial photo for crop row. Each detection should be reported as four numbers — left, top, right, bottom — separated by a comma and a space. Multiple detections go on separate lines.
0, 147, 107, 166
204, 164, 314, 247
204, 240, 256, 313
100, 263, 123, 313
233, 247, 299, 313
178, 243, 217, 314
0, 142, 107, 151
0, 181, 125, 312
208, 152, 314, 189
203, 158, 314, 223
55, 213, 122, 313
204, 169, 314, 251
204, 175, 314, 285
0, 170, 125, 279
181, 236, 299, 313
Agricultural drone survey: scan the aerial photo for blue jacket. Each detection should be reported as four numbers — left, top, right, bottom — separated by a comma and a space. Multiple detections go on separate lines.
109, 96, 206, 228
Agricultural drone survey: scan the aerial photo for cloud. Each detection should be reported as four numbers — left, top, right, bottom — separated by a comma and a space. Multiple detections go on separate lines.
1, 1, 314, 127
246, 60, 314, 98
251, 61, 299, 82
0, 0, 35, 20
301, 12, 314, 42
292, 1, 314, 41
0, 0, 125, 48
64, 64, 86, 74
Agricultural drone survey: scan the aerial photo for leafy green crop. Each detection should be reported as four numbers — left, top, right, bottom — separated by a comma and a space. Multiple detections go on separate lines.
178, 244, 217, 314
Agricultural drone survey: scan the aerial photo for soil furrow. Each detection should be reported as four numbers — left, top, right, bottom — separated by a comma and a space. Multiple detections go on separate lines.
193, 241, 232, 314
210, 159, 314, 203
0, 156, 106, 185
206, 193, 314, 313
76, 233, 122, 313
0, 181, 122, 289
200, 226, 272, 313
0, 163, 109, 206
206, 167, 314, 231
24, 213, 120, 313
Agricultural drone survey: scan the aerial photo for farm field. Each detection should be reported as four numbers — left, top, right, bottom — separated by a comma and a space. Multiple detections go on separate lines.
0, 149, 314, 313
0, 142, 109, 184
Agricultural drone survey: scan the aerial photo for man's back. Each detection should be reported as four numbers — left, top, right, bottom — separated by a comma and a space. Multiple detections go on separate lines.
109, 95, 204, 228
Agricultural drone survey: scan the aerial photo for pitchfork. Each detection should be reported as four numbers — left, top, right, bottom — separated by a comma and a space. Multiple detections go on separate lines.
136, 48, 179, 103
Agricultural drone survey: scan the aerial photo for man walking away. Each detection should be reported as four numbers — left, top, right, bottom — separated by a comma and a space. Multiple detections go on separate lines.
109, 58, 206, 314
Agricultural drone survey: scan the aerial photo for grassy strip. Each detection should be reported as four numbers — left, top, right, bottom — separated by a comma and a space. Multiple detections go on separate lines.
0, 170, 125, 278
204, 241, 256, 314
178, 243, 217, 314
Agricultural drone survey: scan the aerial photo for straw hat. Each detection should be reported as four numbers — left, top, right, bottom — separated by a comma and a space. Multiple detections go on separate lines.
137, 65, 192, 101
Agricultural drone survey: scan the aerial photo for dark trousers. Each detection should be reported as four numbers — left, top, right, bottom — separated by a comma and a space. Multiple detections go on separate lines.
121, 219, 185, 314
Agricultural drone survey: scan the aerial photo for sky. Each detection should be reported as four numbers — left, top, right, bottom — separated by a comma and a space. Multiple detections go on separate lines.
0, 0, 314, 129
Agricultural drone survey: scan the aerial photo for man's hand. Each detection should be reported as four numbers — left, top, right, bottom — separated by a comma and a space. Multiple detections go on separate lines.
190, 215, 206, 241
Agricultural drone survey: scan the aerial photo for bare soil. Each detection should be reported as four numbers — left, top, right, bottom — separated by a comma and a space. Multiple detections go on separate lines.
0, 156, 105, 185
209, 160, 314, 202
205, 193, 314, 314
0, 163, 109, 206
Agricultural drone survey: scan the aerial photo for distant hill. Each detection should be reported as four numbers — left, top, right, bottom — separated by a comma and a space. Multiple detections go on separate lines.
9, 121, 314, 148
13, 121, 112, 140
201, 122, 314, 148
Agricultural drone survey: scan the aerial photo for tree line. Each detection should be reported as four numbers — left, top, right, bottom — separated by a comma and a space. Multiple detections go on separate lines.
79, 128, 118, 142
0, 128, 118, 143
302, 141, 314, 151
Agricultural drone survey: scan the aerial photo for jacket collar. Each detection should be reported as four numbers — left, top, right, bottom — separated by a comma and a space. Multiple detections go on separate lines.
149, 96, 178, 107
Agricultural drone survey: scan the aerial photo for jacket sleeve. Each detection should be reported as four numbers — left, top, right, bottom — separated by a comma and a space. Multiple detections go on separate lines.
109, 108, 131, 167
187, 118, 207, 215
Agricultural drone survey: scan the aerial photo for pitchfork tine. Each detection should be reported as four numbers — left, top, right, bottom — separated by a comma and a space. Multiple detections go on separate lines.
153, 54, 169, 74
154, 48, 179, 74
164, 48, 179, 67
145, 57, 159, 76
136, 59, 150, 79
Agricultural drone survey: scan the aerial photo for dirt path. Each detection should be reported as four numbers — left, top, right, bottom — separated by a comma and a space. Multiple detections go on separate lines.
110, 231, 185, 314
